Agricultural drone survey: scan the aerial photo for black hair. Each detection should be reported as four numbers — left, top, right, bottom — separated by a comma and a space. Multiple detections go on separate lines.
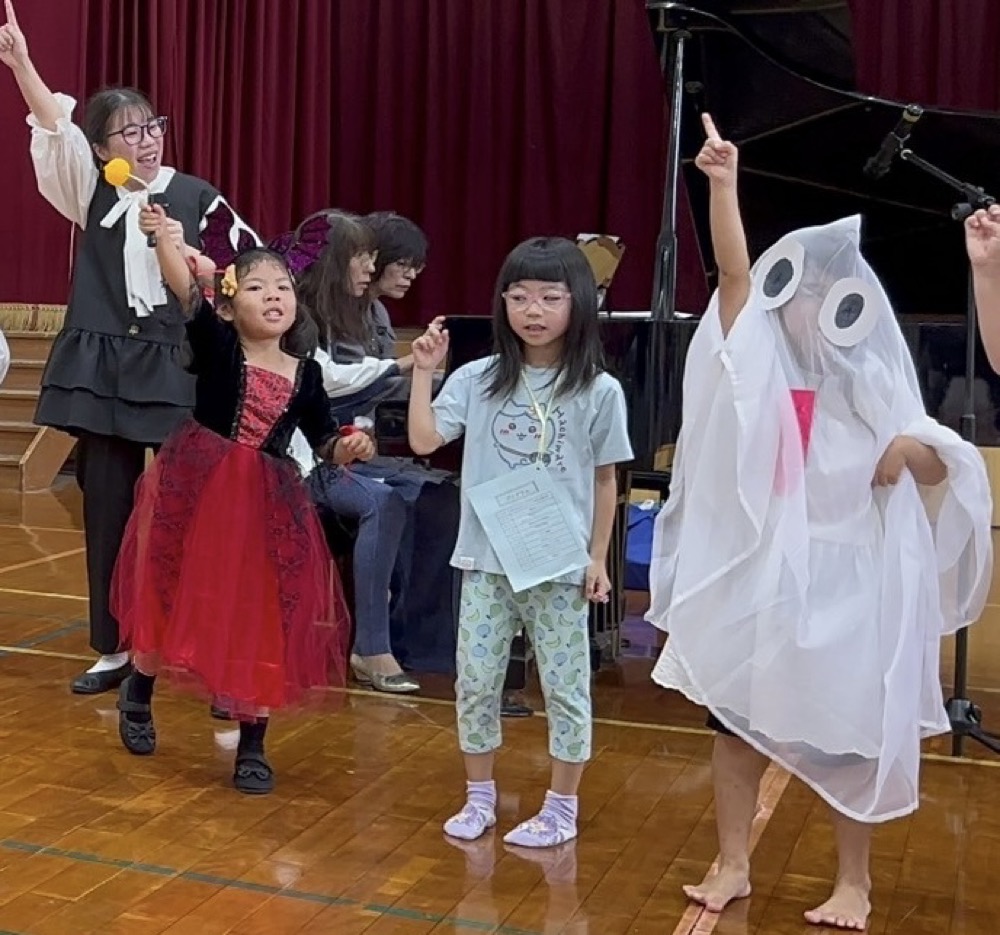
216, 248, 318, 358
365, 211, 429, 283
296, 211, 376, 348
83, 86, 155, 167
484, 236, 604, 399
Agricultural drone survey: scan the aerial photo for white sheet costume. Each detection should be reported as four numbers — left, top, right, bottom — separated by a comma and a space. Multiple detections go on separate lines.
648, 216, 993, 823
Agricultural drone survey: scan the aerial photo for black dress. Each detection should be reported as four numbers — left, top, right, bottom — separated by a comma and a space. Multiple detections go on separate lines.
36, 172, 222, 443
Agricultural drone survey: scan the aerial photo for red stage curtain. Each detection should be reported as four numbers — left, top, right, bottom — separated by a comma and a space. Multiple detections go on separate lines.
75, 0, 704, 322
849, 0, 1000, 111
1, 0, 706, 319
0, 1, 87, 303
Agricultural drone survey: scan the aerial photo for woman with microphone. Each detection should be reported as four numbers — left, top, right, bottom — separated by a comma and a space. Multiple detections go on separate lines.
0, 0, 255, 695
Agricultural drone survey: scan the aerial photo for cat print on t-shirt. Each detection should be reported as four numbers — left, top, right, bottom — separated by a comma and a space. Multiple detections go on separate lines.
490, 400, 569, 472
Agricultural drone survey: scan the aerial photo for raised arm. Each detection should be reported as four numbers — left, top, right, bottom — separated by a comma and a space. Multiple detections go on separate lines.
0, 2, 61, 129
966, 205, 1000, 373
407, 317, 450, 455
697, 113, 750, 336
2, 2, 97, 226
140, 204, 198, 313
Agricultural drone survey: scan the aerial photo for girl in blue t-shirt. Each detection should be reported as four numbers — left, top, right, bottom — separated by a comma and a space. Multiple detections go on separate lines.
408, 237, 633, 848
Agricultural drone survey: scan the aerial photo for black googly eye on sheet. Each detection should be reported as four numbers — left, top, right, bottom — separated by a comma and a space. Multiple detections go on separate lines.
817, 278, 880, 346
753, 238, 804, 309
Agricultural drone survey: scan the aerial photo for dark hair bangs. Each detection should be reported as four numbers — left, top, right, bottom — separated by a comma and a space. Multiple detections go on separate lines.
485, 236, 605, 400
366, 212, 429, 276
498, 241, 576, 291
84, 86, 154, 145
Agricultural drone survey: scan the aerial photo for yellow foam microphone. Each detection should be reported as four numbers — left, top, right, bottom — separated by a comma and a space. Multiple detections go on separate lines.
102, 157, 134, 188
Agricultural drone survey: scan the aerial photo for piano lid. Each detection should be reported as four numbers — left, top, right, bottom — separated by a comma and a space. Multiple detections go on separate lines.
648, 1, 1000, 317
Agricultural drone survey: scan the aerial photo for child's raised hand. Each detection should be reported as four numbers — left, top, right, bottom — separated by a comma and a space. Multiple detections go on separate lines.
0, 1, 29, 71
965, 204, 1000, 272
332, 430, 375, 465
411, 317, 449, 372
585, 560, 611, 604
694, 112, 738, 187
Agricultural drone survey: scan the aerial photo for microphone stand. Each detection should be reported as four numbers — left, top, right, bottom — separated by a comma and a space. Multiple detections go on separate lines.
896, 145, 1000, 757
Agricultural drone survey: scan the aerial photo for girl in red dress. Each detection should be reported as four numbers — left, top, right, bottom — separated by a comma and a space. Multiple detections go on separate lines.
111, 204, 372, 794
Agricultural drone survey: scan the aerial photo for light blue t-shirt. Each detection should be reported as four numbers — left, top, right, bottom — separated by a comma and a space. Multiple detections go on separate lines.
432, 356, 634, 584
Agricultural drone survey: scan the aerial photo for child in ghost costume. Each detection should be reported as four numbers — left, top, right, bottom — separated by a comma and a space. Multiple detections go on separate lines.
647, 114, 993, 930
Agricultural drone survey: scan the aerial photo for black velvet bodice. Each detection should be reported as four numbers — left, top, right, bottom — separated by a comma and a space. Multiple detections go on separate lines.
186, 300, 337, 458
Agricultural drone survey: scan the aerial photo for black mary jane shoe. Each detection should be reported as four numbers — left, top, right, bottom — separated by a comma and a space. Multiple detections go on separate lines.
116, 676, 156, 756
233, 752, 275, 795
210, 703, 233, 721
71, 662, 132, 695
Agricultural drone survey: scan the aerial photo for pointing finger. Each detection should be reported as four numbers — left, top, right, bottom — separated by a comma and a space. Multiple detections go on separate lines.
701, 112, 722, 142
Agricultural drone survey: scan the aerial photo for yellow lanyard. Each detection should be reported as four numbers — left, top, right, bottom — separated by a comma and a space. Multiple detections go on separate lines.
520, 371, 557, 460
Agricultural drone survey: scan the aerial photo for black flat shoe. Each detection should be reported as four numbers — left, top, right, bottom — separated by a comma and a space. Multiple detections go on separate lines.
116, 676, 156, 756
210, 703, 232, 721
71, 662, 132, 695
233, 752, 274, 795
501, 700, 534, 718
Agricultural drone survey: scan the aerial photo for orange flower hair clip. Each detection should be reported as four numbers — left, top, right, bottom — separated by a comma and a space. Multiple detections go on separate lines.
219, 264, 238, 298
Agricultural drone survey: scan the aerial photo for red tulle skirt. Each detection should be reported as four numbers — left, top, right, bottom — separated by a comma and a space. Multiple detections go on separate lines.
111, 419, 349, 716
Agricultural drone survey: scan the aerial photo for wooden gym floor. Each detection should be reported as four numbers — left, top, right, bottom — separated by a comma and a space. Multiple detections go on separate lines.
0, 481, 999, 934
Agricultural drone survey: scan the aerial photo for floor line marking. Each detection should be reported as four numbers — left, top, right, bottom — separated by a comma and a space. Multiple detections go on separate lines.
0, 643, 997, 768
0, 586, 87, 601
0, 838, 540, 935
0, 547, 85, 575
670, 763, 791, 935
0, 522, 83, 534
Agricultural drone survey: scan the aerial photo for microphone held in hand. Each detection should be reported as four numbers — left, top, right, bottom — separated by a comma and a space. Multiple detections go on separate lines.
864, 104, 924, 180
102, 158, 167, 247
145, 193, 170, 248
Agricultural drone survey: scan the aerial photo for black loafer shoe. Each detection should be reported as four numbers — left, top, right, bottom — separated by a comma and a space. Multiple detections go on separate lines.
70, 662, 132, 695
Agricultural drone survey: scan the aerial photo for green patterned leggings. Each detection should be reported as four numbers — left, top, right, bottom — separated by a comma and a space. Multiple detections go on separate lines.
455, 570, 592, 763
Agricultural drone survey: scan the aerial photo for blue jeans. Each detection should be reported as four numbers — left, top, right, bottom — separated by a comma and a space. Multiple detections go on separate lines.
352, 461, 460, 671
307, 465, 406, 657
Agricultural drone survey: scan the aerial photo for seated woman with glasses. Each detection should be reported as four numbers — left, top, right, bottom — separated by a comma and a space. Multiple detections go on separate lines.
361, 211, 428, 357
292, 211, 421, 693
0, 0, 256, 697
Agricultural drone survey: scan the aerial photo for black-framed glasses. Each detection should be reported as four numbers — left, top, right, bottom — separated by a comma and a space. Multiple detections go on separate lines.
391, 260, 425, 276
106, 116, 169, 146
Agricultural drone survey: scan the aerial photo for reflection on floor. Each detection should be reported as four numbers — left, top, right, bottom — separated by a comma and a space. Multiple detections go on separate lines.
0, 481, 998, 933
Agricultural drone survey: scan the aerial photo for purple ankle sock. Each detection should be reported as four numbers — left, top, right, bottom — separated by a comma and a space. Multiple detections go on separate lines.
467, 780, 497, 814
502, 790, 579, 848
542, 790, 578, 825
443, 780, 497, 841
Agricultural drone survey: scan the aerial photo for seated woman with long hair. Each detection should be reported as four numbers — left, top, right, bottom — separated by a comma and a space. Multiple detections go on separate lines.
293, 210, 419, 693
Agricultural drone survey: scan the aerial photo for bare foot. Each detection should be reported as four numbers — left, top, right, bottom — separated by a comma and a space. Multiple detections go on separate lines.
682, 865, 752, 913
803, 881, 871, 930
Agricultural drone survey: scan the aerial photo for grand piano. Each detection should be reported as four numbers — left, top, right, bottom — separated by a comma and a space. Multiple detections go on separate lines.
637, 0, 1000, 450
402, 0, 1000, 665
